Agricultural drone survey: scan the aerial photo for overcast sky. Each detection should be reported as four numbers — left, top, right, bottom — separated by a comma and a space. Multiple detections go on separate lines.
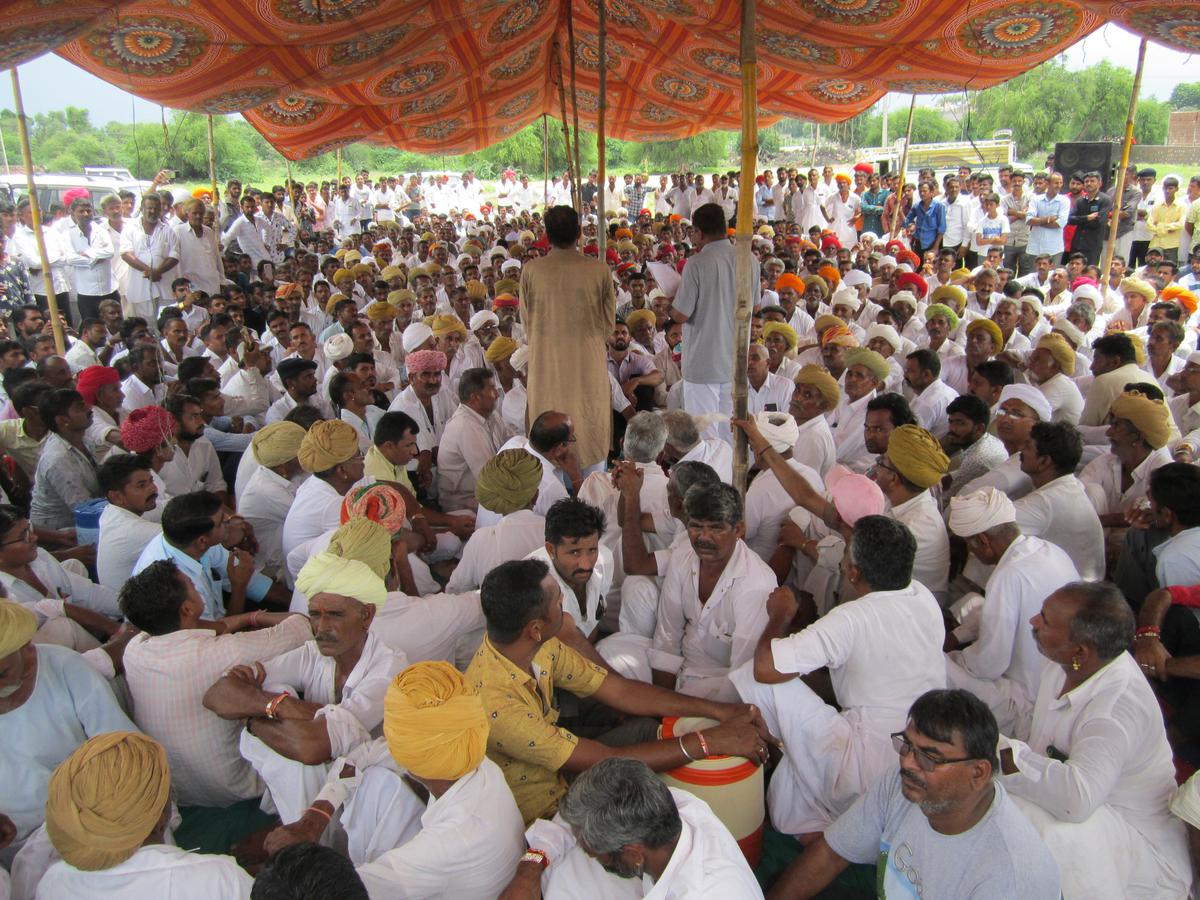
7, 22, 1194, 127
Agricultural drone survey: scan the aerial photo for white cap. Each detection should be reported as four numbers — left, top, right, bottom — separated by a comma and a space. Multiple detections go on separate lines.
842, 269, 871, 288
830, 286, 861, 312
998, 383, 1052, 422
866, 323, 902, 351
501, 258, 522, 274
879, 255, 897, 268
323, 333, 354, 363
469, 310, 499, 331
401, 321, 434, 353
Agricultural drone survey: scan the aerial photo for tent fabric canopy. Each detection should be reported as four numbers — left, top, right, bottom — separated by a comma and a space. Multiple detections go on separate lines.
3, 0, 1198, 159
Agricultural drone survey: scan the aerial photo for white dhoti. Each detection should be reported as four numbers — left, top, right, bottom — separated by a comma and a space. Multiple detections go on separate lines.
239, 730, 332, 836
341, 764, 425, 866
596, 633, 740, 702
730, 662, 891, 835
681, 381, 733, 444
617, 575, 662, 638
32, 616, 100, 652
1010, 795, 1190, 900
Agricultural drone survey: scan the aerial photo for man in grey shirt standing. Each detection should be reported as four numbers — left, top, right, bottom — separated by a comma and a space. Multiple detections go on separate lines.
767, 689, 1061, 899
671, 203, 759, 444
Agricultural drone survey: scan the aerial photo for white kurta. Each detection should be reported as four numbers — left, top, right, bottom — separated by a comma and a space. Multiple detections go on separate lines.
829, 390, 875, 473
96, 503, 162, 592
889, 491, 950, 602
281, 476, 343, 562
526, 544, 613, 640
1013, 474, 1106, 581
445, 509, 546, 594
731, 582, 945, 834
1002, 653, 1190, 900
476, 437, 568, 528
238, 466, 298, 583
35, 845, 252, 899
744, 460, 822, 561
791, 414, 837, 477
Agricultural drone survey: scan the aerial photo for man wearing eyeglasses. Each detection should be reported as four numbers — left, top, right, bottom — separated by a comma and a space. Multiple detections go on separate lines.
731, 515, 945, 838
767, 689, 1060, 899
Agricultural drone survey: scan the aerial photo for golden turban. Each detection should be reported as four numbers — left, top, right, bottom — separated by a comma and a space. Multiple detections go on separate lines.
326, 292, 347, 315
1122, 331, 1147, 366
762, 321, 798, 351
813, 314, 843, 334
625, 309, 656, 332
326, 518, 392, 580
1036, 333, 1075, 375
367, 302, 397, 322
388, 289, 416, 305
251, 421, 306, 468
351, 263, 374, 277
484, 336, 519, 364
801, 274, 829, 300
298, 420, 360, 473
845, 348, 890, 382
886, 424, 949, 489
794, 364, 840, 411
929, 284, 968, 314
45, 732, 171, 871
966, 318, 1003, 351
1119, 277, 1157, 302
1109, 391, 1171, 449
380, 265, 404, 282
476, 448, 543, 515
383, 661, 489, 781
429, 314, 467, 338
465, 279, 488, 301
296, 550, 388, 607
0, 599, 36, 658
332, 268, 355, 285
494, 278, 519, 296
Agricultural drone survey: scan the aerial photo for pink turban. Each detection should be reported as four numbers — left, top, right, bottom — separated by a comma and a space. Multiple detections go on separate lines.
75, 366, 120, 407
120, 406, 175, 454
824, 464, 885, 525
405, 349, 446, 374
341, 483, 407, 532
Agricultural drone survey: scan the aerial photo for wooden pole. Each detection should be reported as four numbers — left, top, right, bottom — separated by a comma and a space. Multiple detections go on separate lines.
889, 94, 917, 237
10, 67, 65, 355
810, 124, 818, 168
206, 114, 219, 208
542, 114, 550, 209
1100, 37, 1147, 308
336, 147, 342, 184
597, 0, 607, 253
732, 0, 757, 495
566, 8, 584, 212
553, 41, 576, 212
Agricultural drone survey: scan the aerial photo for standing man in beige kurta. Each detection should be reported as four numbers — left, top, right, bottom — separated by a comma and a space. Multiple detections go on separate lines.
520, 205, 617, 470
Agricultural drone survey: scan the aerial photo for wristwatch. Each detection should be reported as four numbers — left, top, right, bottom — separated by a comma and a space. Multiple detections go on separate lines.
521, 849, 550, 870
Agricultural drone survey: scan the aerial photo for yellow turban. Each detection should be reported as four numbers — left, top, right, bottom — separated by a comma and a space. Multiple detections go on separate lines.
296, 550, 388, 607
794, 364, 840, 410
332, 268, 355, 286
820, 325, 859, 348
343, 250, 362, 263
1119, 277, 1157, 302
429, 314, 467, 337
351, 263, 374, 277
380, 265, 404, 282
367, 302, 397, 322
383, 661, 489, 781
930, 284, 968, 314
494, 278, 519, 296
924, 303, 960, 331
967, 318, 1003, 351
1122, 331, 1147, 366
298, 420, 360, 473
326, 518, 392, 580
388, 289, 416, 305
813, 314, 843, 334
45, 732, 171, 871
475, 448, 542, 514
886, 424, 949, 489
845, 348, 890, 382
762, 321, 798, 351
484, 336, 518, 364
326, 292, 347, 315
1109, 391, 1172, 449
334, 248, 347, 259
801, 274, 829, 300
0, 599, 36, 657
251, 421, 306, 468
465, 279, 488, 301
625, 308, 656, 332
1036, 333, 1075, 376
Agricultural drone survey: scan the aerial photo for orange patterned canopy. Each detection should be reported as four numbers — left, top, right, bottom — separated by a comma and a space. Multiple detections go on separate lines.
4, 0, 1198, 158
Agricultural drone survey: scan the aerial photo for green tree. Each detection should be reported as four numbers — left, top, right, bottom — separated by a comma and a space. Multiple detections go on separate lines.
857, 108, 956, 147
1170, 82, 1200, 110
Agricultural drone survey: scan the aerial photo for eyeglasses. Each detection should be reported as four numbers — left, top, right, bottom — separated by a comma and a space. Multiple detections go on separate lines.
0, 523, 34, 546
891, 733, 980, 773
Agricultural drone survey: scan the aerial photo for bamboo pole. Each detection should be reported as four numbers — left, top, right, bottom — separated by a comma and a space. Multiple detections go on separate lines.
732, 0, 757, 495
553, 41, 576, 212
206, 114, 219, 208
542, 114, 550, 209
810, 123, 818, 168
1099, 37, 1147, 307
597, 0, 607, 253
336, 147, 342, 184
566, 8, 584, 212
889, 94, 917, 237
10, 67, 65, 355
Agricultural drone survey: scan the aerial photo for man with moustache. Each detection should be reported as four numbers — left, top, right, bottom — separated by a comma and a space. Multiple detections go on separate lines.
768, 689, 1060, 899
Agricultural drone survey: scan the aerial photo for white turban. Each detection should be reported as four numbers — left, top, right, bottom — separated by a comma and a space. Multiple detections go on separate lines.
998, 383, 1052, 422
510, 345, 530, 374
1052, 319, 1085, 348
401, 322, 434, 353
754, 411, 800, 454
488, 247, 509, 261
866, 323, 902, 352
1020, 295, 1044, 316
469, 310, 499, 331
879, 255, 897, 268
830, 287, 861, 312
1072, 284, 1101, 308
859, 231, 880, 244
324, 333, 354, 363
455, 253, 473, 269
842, 269, 871, 289
500, 258, 522, 274
896, 263, 914, 274
948, 487, 1016, 538
890, 290, 918, 310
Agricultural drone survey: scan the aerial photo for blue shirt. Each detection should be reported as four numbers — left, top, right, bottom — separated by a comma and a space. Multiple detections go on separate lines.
904, 200, 946, 247
134, 534, 271, 620
1154, 526, 1200, 589
1026, 193, 1072, 256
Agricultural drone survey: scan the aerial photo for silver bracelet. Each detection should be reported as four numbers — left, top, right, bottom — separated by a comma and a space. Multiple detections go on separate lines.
678, 735, 696, 762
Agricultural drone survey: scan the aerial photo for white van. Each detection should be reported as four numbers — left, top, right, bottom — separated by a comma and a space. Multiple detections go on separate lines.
0, 172, 149, 212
